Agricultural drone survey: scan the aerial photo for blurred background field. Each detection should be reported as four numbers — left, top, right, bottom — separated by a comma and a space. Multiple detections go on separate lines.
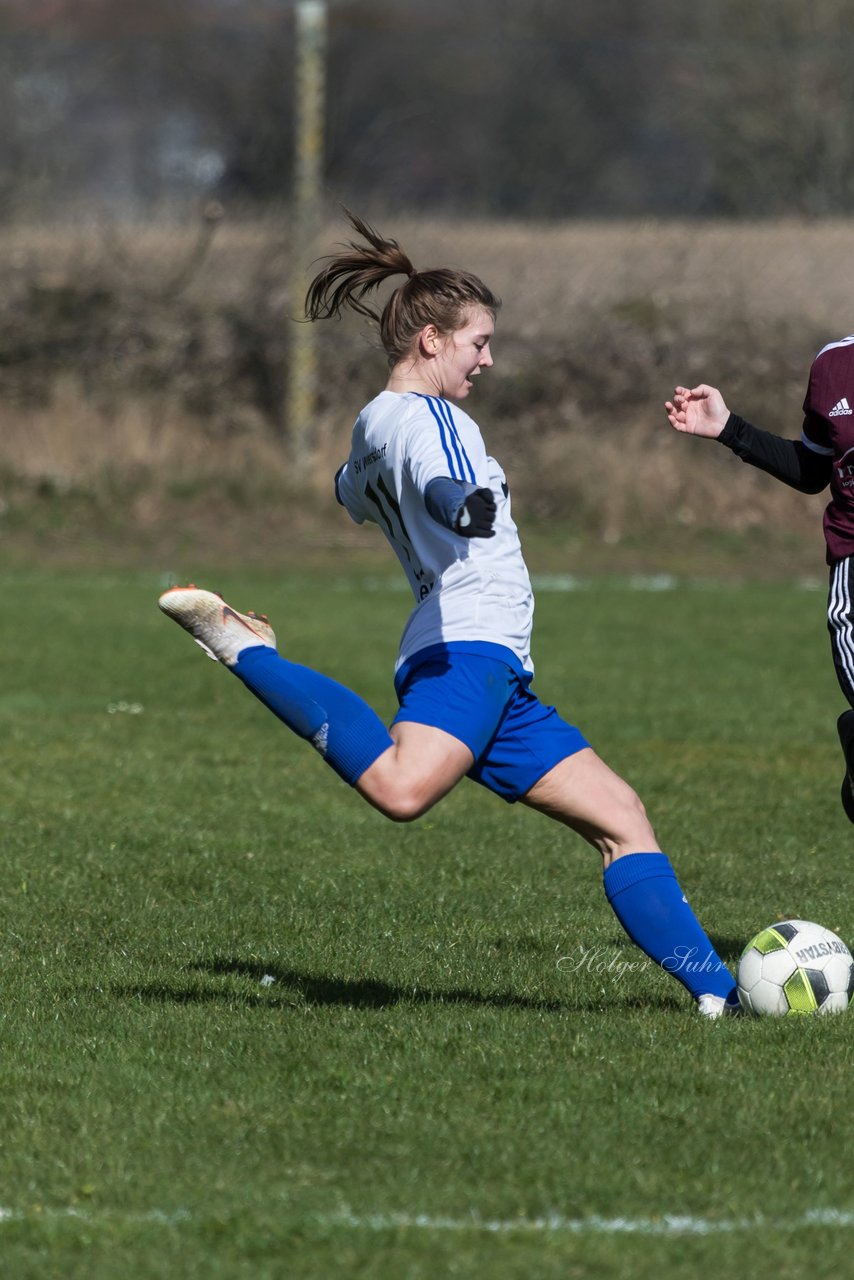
0, 213, 841, 575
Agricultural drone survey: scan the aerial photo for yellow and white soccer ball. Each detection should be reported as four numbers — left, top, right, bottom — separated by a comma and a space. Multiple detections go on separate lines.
737, 919, 854, 1016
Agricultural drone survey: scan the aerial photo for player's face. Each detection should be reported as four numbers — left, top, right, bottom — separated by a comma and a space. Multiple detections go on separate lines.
434, 306, 495, 400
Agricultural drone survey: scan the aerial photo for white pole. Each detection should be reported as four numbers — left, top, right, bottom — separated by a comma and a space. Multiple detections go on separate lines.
287, 0, 327, 473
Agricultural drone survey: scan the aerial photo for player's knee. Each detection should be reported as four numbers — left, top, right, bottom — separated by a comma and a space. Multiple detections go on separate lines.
367, 778, 433, 823
382, 794, 432, 823
619, 789, 655, 846
597, 782, 653, 848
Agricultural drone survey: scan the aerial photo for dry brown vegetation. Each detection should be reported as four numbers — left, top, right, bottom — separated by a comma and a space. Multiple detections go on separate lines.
0, 213, 848, 571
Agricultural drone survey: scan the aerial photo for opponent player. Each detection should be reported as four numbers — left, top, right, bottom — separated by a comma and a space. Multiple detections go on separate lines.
160, 212, 740, 1016
665, 337, 854, 821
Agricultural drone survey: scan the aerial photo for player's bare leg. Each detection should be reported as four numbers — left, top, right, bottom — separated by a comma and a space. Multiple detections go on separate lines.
521, 747, 658, 867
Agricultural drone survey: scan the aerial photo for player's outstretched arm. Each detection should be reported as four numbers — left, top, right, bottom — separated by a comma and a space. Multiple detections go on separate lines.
664, 384, 731, 439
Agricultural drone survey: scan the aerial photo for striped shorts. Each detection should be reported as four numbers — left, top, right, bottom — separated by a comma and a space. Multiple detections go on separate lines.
828, 556, 854, 707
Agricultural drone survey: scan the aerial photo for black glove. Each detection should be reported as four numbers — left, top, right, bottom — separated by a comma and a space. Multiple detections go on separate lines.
425, 477, 498, 539
454, 486, 496, 538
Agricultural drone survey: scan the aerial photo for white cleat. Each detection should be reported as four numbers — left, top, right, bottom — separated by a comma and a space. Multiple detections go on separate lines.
696, 992, 742, 1019
158, 586, 276, 667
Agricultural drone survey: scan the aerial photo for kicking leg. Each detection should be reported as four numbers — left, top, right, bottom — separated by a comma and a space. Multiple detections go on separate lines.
158, 587, 472, 820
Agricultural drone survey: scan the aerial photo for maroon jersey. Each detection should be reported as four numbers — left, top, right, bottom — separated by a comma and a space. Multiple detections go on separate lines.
802, 335, 854, 563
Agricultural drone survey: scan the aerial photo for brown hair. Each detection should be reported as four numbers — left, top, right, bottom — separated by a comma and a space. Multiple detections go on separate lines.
305, 211, 501, 367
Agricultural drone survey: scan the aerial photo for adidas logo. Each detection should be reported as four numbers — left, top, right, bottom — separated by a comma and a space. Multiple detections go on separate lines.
829, 397, 853, 417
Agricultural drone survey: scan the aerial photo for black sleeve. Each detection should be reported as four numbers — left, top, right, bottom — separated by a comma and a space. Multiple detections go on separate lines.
718, 414, 832, 495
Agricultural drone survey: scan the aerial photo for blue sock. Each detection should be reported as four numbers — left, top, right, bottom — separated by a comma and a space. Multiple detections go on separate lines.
232, 645, 394, 786
603, 852, 737, 1001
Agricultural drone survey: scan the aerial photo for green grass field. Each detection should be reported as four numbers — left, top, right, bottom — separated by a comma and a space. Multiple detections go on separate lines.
0, 565, 852, 1278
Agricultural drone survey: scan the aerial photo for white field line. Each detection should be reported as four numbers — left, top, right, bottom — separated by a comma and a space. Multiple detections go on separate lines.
1, 1205, 853, 1237
324, 1208, 854, 1236
0, 1207, 190, 1226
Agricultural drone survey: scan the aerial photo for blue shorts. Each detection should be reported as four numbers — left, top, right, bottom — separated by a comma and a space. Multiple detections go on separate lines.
392, 644, 589, 802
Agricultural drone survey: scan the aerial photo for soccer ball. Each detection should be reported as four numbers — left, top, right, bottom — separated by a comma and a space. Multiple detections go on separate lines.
736, 920, 854, 1016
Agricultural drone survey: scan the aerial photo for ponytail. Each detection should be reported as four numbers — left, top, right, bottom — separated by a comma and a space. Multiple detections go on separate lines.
305, 211, 500, 367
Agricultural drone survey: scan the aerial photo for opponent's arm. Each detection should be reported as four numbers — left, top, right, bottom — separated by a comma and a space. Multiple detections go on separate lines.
665, 383, 832, 494
424, 477, 497, 538
719, 414, 832, 494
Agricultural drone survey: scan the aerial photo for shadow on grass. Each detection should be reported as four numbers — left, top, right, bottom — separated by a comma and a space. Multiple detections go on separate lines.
112, 958, 684, 1015
209, 959, 568, 1011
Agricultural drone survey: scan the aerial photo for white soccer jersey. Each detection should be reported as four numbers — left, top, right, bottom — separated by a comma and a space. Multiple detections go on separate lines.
336, 390, 534, 674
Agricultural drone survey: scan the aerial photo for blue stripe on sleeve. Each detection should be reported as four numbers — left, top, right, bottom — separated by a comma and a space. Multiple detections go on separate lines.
418, 395, 459, 478
417, 394, 458, 476
436, 399, 476, 482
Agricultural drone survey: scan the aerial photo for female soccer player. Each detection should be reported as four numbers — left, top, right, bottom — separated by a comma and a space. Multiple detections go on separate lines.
665, 347, 854, 822
161, 213, 739, 1016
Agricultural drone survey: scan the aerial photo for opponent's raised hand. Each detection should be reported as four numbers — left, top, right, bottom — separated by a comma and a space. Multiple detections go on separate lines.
664, 384, 730, 439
